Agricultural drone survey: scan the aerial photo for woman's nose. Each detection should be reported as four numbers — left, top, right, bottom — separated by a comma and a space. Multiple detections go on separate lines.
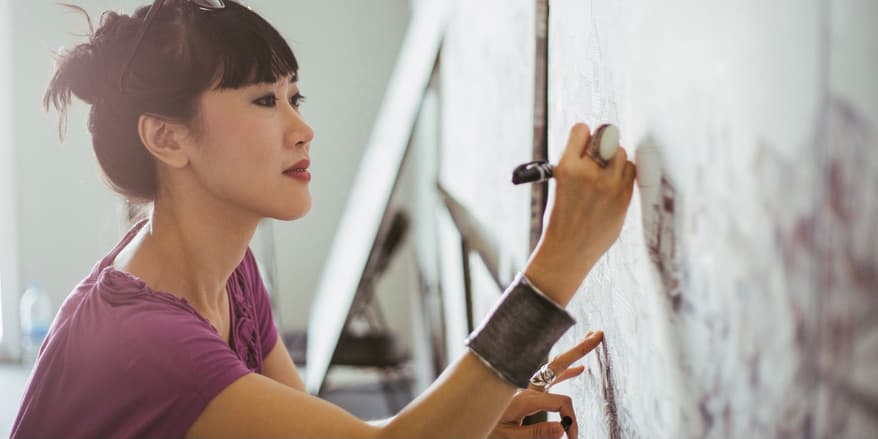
285, 109, 314, 149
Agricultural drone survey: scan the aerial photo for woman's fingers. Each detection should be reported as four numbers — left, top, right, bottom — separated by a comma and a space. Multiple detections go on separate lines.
546, 331, 603, 390
560, 122, 593, 163
623, 160, 636, 204
505, 390, 579, 439
611, 146, 628, 180
550, 393, 578, 439
500, 421, 567, 438
551, 330, 603, 371
550, 365, 585, 388
529, 330, 603, 392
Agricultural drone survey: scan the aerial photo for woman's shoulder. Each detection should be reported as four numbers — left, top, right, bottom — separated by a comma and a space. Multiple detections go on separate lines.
17, 275, 251, 439
46, 263, 216, 359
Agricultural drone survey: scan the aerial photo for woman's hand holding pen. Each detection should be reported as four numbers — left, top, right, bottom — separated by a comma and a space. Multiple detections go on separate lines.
524, 122, 636, 306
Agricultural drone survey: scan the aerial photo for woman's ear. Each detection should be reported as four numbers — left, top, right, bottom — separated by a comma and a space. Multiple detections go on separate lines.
137, 113, 190, 169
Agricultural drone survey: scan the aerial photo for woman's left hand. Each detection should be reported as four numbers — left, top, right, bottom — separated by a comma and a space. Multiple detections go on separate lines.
489, 330, 603, 438
529, 330, 603, 393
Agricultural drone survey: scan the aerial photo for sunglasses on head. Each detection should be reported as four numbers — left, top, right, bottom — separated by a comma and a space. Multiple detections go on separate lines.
118, 0, 226, 93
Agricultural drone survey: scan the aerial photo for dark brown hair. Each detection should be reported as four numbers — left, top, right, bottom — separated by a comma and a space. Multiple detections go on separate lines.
45, 0, 299, 202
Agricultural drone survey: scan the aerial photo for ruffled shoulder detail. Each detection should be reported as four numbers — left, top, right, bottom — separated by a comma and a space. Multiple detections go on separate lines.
96, 266, 151, 297
228, 253, 264, 373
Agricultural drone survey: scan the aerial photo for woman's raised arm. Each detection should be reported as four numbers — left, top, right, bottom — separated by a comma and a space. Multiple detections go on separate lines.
188, 122, 635, 438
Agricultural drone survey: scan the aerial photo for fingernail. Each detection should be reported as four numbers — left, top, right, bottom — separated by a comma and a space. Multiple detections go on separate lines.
561, 416, 573, 432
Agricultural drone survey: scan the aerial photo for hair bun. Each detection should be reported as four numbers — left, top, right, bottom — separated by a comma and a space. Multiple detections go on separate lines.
69, 9, 147, 103
44, 6, 143, 139
52, 42, 113, 105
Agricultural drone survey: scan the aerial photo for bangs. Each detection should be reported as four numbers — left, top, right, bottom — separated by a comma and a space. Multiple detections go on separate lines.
131, 0, 299, 93
206, 2, 299, 88
120, 1, 298, 102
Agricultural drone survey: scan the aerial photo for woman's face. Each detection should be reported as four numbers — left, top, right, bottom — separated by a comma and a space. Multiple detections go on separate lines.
184, 75, 314, 221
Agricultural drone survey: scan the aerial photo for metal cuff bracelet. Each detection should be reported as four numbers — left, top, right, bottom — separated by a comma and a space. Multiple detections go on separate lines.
465, 272, 576, 388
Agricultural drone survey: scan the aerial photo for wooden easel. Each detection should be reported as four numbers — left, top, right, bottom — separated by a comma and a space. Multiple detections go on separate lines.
304, 0, 454, 396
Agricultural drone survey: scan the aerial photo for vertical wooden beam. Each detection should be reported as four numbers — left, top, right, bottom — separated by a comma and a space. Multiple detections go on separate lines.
524, 0, 550, 425
530, 0, 550, 252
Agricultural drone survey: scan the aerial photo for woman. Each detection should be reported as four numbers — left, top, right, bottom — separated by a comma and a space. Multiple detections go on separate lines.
12, 1, 636, 437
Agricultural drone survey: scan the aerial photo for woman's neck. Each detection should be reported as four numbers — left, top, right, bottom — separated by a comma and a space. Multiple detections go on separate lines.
116, 195, 260, 315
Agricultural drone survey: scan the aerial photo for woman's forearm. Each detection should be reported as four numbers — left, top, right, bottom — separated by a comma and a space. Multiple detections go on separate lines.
380, 352, 517, 438
376, 254, 587, 437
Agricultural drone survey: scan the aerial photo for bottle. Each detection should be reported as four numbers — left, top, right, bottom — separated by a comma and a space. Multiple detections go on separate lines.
19, 283, 53, 365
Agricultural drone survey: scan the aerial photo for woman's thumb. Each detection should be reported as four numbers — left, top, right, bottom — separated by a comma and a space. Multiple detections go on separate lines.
524, 421, 565, 439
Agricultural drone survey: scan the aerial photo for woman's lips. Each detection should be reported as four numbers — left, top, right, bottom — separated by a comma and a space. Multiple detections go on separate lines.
283, 159, 311, 182
284, 168, 311, 182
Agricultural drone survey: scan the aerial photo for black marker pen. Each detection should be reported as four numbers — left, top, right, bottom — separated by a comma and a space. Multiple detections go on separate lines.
511, 124, 620, 185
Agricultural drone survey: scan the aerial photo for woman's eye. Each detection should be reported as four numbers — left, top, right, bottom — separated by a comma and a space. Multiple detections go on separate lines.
290, 93, 306, 109
254, 93, 306, 110
254, 94, 278, 107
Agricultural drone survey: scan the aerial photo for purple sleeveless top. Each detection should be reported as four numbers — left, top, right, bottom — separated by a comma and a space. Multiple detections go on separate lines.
11, 219, 279, 439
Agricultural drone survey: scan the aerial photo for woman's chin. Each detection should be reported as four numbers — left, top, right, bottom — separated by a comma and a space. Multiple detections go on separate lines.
273, 201, 312, 221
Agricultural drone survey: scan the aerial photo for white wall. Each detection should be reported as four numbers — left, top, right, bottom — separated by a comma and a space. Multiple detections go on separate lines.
0, 0, 20, 359
439, 0, 535, 322
436, 0, 878, 437
6, 0, 411, 360
545, 0, 877, 437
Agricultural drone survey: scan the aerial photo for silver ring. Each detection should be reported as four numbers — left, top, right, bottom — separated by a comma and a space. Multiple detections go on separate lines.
529, 364, 556, 388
